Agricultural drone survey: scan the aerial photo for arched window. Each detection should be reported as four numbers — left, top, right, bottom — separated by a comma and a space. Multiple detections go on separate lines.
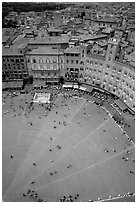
47, 65, 50, 70
11, 59, 14, 63
33, 65, 37, 70
16, 59, 19, 63
27, 58, 30, 63
39, 58, 43, 63
33, 58, 36, 63
53, 58, 57, 63
46, 58, 50, 64
20, 58, 24, 63
53, 65, 57, 70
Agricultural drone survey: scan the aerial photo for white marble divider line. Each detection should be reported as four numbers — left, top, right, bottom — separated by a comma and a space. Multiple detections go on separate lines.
35, 144, 134, 191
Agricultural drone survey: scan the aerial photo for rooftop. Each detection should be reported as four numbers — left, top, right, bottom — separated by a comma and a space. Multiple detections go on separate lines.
26, 46, 63, 55
80, 34, 108, 42
2, 46, 23, 56
2, 35, 10, 43
29, 35, 69, 45
47, 27, 63, 33
102, 27, 114, 34
95, 17, 118, 23
64, 46, 80, 54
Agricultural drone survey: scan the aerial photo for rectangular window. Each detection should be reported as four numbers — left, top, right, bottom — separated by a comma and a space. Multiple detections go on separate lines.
107, 64, 110, 69
85, 67, 88, 71
80, 67, 83, 71
110, 50, 112, 54
108, 56, 111, 61
86, 60, 89, 64
70, 68, 74, 72
27, 58, 30, 63
124, 71, 127, 76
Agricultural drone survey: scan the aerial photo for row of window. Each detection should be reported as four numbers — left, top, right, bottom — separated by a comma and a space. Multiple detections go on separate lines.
66, 66, 134, 83
3, 73, 27, 77
3, 62, 25, 67
3, 58, 25, 63
64, 74, 135, 100
28, 58, 64, 64
98, 23, 113, 27
65, 53, 79, 57
86, 60, 103, 67
32, 64, 58, 70
66, 59, 79, 64
112, 66, 121, 72
3, 71, 27, 74
3, 66, 26, 70
124, 70, 134, 80
33, 73, 58, 77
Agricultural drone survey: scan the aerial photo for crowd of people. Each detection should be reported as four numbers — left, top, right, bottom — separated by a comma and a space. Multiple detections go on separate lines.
92, 90, 109, 102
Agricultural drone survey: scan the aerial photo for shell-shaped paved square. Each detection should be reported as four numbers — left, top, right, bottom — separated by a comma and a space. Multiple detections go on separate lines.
2, 85, 135, 202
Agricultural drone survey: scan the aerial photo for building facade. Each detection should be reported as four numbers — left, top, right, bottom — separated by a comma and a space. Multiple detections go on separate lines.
63, 38, 135, 111
2, 46, 28, 80
26, 47, 64, 83
64, 46, 81, 81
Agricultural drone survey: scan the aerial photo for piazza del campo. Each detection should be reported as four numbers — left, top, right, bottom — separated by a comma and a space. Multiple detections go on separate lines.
2, 2, 135, 202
